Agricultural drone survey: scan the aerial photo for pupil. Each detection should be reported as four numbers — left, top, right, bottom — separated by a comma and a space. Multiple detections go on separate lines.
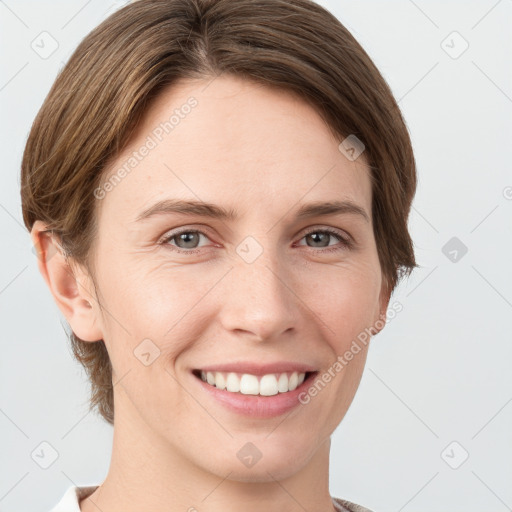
309, 232, 328, 247
179, 232, 198, 248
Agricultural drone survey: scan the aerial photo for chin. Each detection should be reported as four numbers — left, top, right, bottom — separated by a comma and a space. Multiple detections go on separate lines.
200, 435, 318, 483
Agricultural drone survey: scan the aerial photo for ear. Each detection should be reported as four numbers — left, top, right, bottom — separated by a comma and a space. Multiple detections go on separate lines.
31, 220, 103, 342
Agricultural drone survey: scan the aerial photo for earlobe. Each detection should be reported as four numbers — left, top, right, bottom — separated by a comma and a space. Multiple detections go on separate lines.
31, 220, 103, 342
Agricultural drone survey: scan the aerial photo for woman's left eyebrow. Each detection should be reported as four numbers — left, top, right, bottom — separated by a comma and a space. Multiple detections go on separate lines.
134, 198, 369, 223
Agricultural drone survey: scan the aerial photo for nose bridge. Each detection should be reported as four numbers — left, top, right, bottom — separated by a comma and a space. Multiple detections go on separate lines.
220, 238, 299, 340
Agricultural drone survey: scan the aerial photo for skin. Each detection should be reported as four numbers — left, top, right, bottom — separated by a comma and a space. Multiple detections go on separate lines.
32, 75, 390, 512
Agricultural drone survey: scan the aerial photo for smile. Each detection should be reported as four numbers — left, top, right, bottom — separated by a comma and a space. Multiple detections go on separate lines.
192, 369, 316, 396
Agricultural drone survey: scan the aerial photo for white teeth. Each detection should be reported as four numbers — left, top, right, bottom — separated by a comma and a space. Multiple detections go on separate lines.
240, 374, 259, 395
288, 372, 298, 391
198, 370, 307, 395
259, 374, 278, 396
226, 372, 240, 392
214, 372, 226, 390
277, 373, 288, 392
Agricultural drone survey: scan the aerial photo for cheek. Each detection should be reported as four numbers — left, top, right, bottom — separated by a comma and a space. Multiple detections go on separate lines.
298, 258, 381, 345
97, 260, 220, 364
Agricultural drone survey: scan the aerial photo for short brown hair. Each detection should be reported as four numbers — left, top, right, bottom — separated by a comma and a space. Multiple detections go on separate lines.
20, 0, 418, 425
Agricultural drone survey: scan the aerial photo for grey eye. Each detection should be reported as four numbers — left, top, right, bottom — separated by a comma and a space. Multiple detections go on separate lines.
305, 231, 334, 248
163, 230, 208, 250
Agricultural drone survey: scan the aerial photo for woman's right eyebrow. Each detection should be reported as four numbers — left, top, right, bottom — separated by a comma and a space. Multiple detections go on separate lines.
134, 199, 236, 222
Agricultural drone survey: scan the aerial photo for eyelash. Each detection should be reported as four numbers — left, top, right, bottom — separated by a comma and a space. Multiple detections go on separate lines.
158, 227, 353, 254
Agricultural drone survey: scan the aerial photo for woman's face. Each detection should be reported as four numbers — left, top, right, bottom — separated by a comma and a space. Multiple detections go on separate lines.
85, 75, 388, 480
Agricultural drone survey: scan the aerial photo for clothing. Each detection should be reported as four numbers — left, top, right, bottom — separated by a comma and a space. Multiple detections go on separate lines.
50, 485, 374, 512
49, 486, 97, 512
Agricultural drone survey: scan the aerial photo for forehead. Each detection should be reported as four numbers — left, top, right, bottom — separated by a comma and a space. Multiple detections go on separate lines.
98, 75, 372, 223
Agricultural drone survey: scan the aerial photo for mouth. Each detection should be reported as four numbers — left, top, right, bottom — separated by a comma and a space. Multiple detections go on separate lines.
192, 369, 318, 396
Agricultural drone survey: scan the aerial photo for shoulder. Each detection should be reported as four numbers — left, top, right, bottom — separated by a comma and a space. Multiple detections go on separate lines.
49, 485, 99, 512
332, 496, 375, 512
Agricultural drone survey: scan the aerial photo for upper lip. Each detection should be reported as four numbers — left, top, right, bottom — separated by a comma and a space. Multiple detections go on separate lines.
193, 362, 318, 376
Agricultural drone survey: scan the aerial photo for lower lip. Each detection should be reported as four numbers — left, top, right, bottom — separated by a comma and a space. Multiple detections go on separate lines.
191, 371, 318, 418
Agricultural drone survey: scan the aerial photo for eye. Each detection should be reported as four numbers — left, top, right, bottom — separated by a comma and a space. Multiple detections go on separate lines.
296, 228, 353, 252
159, 229, 211, 253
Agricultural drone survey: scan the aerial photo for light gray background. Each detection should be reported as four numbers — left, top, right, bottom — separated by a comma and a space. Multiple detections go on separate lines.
1, 1, 511, 511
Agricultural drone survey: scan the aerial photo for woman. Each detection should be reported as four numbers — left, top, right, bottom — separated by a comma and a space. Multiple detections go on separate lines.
21, 0, 417, 510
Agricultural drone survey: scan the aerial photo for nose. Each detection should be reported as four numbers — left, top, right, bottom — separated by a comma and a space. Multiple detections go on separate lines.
218, 252, 300, 342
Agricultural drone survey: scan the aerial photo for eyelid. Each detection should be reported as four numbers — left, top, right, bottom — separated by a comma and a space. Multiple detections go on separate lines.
157, 224, 215, 243
298, 224, 352, 241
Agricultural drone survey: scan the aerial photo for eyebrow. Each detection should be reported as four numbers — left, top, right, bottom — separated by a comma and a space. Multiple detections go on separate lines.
135, 199, 370, 223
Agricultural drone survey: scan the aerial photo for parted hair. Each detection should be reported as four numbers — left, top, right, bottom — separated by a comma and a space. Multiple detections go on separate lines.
20, 0, 418, 425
